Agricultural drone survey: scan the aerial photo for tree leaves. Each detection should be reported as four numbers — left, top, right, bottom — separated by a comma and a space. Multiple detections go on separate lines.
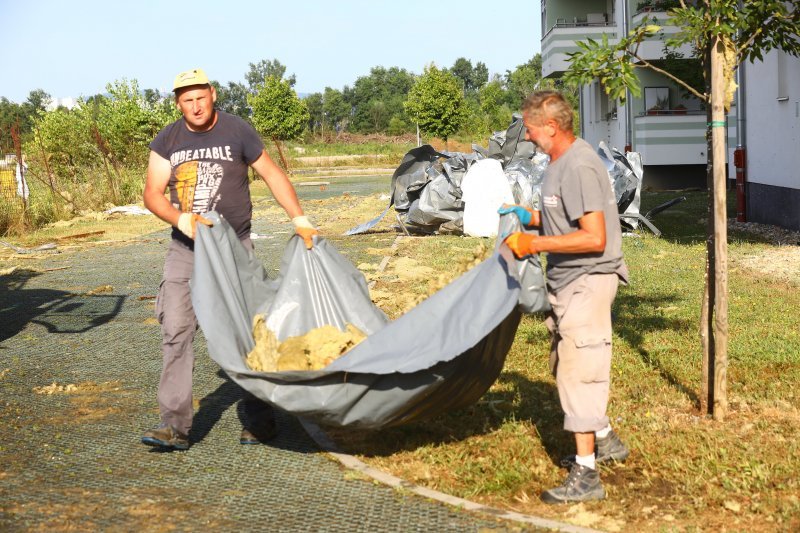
565, 1, 799, 104
404, 64, 468, 141
247, 77, 309, 142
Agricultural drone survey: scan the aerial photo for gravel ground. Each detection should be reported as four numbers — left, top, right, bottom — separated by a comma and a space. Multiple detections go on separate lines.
0, 177, 515, 532
729, 219, 800, 284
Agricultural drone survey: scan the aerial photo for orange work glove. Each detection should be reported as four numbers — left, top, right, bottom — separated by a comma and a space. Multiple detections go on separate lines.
177, 212, 213, 239
292, 215, 319, 249
504, 232, 538, 258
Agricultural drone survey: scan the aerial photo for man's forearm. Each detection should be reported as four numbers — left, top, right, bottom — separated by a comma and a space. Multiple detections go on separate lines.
531, 230, 605, 254
265, 175, 304, 219
144, 189, 182, 227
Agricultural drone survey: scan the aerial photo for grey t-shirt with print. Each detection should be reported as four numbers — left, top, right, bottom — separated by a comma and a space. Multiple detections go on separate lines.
149, 111, 265, 246
540, 137, 628, 291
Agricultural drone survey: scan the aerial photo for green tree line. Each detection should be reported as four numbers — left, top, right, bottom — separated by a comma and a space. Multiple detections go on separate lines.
2, 54, 565, 156
0, 54, 572, 234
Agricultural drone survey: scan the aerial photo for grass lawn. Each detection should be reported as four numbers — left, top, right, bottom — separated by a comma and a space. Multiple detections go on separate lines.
3, 175, 797, 531
327, 190, 800, 532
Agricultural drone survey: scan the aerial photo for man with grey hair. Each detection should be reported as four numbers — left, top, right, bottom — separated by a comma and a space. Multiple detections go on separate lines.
500, 90, 629, 503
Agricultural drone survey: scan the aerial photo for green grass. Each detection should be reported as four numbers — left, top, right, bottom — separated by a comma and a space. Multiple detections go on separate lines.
5, 173, 798, 530
285, 139, 415, 158
330, 190, 800, 531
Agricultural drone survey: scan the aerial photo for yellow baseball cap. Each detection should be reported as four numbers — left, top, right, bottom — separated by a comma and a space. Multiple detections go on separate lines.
173, 68, 210, 91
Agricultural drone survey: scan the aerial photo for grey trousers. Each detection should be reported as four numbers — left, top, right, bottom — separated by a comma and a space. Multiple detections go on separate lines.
155, 238, 269, 435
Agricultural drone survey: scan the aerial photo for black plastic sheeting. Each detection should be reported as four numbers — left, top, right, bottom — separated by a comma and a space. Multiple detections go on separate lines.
346, 114, 544, 236
191, 212, 537, 429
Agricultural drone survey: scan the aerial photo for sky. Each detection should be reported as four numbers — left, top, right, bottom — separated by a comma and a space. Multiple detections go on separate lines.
0, 0, 541, 104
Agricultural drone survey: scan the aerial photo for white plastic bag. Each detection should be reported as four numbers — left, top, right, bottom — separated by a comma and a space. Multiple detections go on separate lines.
460, 159, 514, 237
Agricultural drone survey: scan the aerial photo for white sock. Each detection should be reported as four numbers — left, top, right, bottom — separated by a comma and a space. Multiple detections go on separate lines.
575, 453, 596, 470
595, 424, 612, 439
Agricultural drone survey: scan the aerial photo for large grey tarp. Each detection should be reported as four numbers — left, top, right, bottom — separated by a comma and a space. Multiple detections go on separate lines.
345, 114, 541, 236
597, 141, 644, 226
191, 211, 532, 429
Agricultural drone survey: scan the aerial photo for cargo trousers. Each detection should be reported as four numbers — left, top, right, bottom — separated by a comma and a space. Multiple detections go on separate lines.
155, 238, 272, 436
545, 272, 619, 434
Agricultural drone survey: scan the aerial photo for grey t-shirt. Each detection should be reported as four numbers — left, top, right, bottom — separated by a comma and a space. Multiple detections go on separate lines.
149, 111, 265, 246
540, 138, 628, 291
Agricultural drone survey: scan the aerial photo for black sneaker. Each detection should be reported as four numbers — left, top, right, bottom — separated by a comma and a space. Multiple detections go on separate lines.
240, 419, 278, 445
541, 463, 606, 504
560, 430, 630, 468
141, 425, 189, 450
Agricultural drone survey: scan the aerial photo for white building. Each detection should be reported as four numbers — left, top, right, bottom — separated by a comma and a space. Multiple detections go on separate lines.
540, 0, 737, 189
737, 50, 800, 230
45, 97, 78, 111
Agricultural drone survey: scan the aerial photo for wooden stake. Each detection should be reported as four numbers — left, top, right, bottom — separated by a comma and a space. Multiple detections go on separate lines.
711, 36, 729, 420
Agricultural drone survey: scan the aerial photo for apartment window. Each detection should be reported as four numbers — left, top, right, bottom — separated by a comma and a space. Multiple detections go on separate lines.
541, 1, 547, 35
644, 87, 670, 114
594, 82, 615, 121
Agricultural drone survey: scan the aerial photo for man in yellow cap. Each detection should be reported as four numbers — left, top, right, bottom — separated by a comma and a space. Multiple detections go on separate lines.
141, 68, 318, 450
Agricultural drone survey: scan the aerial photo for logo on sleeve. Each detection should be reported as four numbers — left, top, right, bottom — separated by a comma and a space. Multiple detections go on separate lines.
543, 195, 559, 208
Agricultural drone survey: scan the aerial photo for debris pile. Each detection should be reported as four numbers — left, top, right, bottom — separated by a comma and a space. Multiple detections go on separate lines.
245, 314, 367, 372
408, 242, 491, 308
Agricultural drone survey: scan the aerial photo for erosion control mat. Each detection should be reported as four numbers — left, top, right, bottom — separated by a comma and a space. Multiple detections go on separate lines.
192, 212, 529, 429
0, 181, 508, 531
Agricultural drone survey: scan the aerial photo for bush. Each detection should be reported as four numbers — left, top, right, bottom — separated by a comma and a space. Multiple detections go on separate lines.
8, 79, 177, 233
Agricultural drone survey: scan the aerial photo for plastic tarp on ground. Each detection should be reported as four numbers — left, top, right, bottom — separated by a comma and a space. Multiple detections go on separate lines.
191, 211, 533, 429
597, 141, 645, 228
345, 114, 543, 236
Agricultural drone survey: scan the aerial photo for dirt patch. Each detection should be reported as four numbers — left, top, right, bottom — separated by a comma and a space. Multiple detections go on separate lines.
5, 487, 234, 532
368, 241, 491, 318
736, 246, 800, 284
730, 219, 800, 284
34, 381, 130, 424
33, 380, 122, 395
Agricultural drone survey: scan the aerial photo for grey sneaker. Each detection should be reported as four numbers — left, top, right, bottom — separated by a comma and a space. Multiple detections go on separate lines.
541, 463, 606, 504
560, 430, 630, 468
141, 425, 189, 450
596, 429, 629, 463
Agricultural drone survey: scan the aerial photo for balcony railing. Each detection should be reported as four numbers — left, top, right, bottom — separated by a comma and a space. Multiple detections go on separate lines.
635, 0, 681, 15
544, 13, 612, 38
633, 110, 736, 166
640, 108, 704, 117
542, 22, 619, 77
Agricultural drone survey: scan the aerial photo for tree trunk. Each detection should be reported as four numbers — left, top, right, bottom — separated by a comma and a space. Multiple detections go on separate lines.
700, 46, 714, 415
710, 37, 729, 421
272, 137, 290, 174
700, 214, 713, 414
34, 129, 57, 193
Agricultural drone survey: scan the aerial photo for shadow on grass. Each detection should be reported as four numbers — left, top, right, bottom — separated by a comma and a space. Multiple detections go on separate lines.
496, 371, 574, 466
614, 291, 699, 406
325, 370, 574, 467
637, 190, 757, 246
0, 268, 125, 343
190, 369, 315, 453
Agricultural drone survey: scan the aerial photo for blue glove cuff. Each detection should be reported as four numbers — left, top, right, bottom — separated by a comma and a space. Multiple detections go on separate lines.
497, 205, 532, 226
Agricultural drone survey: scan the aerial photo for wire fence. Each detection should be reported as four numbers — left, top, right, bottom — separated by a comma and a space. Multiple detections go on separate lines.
0, 119, 33, 234
0, 153, 27, 216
